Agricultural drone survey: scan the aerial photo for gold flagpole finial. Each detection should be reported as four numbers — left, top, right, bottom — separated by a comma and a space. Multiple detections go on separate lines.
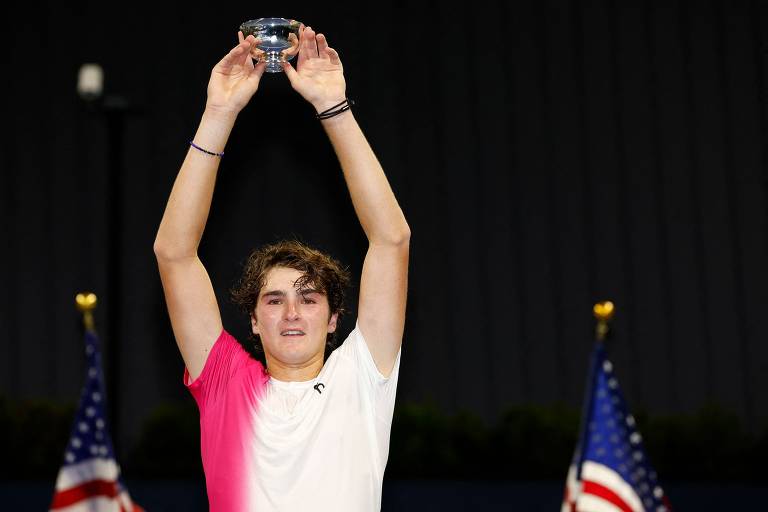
75, 292, 98, 332
593, 301, 615, 342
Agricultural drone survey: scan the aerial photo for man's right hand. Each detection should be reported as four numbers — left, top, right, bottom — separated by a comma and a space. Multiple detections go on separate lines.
205, 33, 267, 116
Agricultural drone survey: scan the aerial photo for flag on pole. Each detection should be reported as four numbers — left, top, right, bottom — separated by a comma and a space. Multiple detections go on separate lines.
561, 342, 672, 512
50, 328, 143, 511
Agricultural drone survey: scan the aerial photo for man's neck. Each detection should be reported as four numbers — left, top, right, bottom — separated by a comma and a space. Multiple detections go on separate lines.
265, 353, 325, 382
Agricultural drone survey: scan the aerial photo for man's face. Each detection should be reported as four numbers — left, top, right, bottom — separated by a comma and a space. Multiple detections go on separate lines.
251, 266, 338, 368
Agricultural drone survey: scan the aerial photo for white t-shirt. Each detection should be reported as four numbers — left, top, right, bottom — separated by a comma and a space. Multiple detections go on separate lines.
184, 323, 400, 511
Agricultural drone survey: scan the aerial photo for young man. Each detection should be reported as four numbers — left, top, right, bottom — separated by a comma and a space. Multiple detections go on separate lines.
153, 26, 410, 511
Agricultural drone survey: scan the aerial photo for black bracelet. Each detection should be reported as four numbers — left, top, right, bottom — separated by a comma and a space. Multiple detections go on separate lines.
316, 98, 354, 120
189, 140, 224, 157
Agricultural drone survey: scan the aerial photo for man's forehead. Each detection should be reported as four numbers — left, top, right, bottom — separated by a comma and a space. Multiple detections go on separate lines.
262, 267, 321, 292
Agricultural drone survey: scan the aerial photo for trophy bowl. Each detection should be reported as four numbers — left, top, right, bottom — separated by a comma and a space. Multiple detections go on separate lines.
239, 17, 302, 73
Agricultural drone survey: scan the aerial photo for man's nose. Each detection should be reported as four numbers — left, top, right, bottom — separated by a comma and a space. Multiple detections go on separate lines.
284, 300, 300, 320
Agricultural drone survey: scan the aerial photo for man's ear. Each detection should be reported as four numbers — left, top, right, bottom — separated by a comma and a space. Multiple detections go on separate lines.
250, 312, 259, 335
327, 312, 338, 333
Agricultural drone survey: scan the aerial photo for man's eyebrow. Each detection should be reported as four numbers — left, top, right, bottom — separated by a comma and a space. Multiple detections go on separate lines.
297, 288, 322, 295
261, 290, 286, 298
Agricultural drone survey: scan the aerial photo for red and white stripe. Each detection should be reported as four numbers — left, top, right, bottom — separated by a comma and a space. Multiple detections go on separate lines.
562, 462, 644, 512
50, 459, 142, 512
562, 464, 580, 512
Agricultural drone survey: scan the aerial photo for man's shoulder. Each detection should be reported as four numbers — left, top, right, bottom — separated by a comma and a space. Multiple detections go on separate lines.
187, 329, 267, 388
324, 324, 399, 384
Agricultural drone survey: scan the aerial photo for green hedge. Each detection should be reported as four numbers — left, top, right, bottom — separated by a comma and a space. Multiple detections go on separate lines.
639, 405, 768, 482
0, 395, 75, 479
388, 402, 580, 479
1, 395, 765, 482
389, 402, 768, 482
126, 402, 202, 478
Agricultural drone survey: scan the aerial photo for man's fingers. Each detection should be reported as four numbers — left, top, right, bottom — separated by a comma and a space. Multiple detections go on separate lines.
327, 47, 342, 66
223, 41, 247, 62
215, 39, 255, 76
303, 26, 319, 58
245, 37, 257, 68
233, 34, 252, 68
282, 60, 305, 93
317, 34, 330, 57
281, 61, 299, 85
249, 61, 267, 82
296, 25, 309, 67
237, 39, 256, 68
216, 45, 241, 71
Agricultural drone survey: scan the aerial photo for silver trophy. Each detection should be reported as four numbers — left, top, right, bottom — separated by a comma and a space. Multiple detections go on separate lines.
239, 17, 302, 73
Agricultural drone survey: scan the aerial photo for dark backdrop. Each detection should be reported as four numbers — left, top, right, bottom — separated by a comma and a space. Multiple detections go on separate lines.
2, 0, 767, 455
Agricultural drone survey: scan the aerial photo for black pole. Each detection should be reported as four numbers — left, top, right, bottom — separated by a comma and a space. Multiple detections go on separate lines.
104, 94, 129, 456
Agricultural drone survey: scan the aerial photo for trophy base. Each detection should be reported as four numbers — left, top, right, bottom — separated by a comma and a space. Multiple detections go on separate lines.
262, 51, 287, 73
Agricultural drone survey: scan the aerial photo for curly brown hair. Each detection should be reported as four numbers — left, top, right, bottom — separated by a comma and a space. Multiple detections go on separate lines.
230, 240, 352, 356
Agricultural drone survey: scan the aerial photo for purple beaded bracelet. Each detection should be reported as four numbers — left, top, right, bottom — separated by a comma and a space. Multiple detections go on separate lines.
189, 140, 224, 157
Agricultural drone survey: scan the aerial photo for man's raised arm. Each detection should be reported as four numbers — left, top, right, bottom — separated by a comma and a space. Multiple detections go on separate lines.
283, 27, 410, 376
154, 35, 265, 379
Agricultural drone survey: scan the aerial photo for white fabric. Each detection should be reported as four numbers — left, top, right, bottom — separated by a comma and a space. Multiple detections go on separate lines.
580, 461, 644, 512
54, 459, 119, 490
251, 324, 401, 511
576, 494, 625, 512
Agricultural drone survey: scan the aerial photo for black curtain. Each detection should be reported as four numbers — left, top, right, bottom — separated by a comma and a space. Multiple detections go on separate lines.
2, 0, 767, 451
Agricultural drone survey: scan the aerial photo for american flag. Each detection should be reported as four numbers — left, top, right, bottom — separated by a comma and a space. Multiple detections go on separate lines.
50, 329, 142, 511
562, 342, 672, 512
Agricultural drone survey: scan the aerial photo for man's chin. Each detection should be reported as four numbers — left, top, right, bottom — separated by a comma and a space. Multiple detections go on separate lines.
264, 340, 324, 365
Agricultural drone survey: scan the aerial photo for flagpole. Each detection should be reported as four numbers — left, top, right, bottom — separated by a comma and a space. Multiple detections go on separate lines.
593, 300, 615, 342
574, 301, 616, 479
78, 64, 138, 459
75, 292, 98, 332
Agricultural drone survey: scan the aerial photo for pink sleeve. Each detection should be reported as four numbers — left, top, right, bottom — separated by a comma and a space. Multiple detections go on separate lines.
183, 330, 257, 413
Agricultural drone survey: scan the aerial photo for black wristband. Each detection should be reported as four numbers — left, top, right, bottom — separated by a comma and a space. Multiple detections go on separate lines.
316, 98, 354, 120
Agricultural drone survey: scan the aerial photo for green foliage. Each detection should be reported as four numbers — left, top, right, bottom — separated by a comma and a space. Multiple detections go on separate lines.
0, 395, 75, 479
387, 401, 463, 478
491, 403, 580, 479
388, 401, 580, 479
388, 401, 768, 482
0, 394, 765, 482
637, 404, 768, 483
124, 401, 203, 478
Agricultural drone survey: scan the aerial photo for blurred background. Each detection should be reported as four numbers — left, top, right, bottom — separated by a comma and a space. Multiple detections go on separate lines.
1, 0, 767, 509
